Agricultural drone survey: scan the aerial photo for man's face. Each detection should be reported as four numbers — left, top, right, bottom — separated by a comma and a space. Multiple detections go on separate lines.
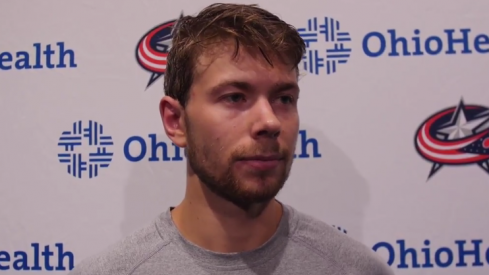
184, 43, 300, 209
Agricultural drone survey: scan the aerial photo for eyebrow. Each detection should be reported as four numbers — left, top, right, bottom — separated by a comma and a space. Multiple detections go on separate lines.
209, 80, 299, 96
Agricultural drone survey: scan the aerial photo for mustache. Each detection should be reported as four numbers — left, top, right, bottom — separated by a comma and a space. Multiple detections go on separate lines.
230, 142, 290, 160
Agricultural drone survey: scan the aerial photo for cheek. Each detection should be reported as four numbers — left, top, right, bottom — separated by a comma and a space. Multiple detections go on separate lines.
202, 130, 236, 157
202, 115, 243, 144
281, 118, 299, 146
282, 115, 299, 132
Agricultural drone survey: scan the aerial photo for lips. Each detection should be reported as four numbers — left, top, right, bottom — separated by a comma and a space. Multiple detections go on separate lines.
239, 155, 282, 161
237, 155, 283, 170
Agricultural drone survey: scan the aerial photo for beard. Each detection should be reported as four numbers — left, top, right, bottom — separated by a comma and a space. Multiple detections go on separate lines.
185, 118, 294, 212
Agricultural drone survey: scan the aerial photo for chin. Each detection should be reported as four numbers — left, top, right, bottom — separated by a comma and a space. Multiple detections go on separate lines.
238, 177, 284, 196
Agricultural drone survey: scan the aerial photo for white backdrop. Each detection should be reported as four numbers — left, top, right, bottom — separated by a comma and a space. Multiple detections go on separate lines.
1, 0, 489, 274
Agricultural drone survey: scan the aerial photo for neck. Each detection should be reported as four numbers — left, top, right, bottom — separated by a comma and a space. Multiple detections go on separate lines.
170, 174, 283, 253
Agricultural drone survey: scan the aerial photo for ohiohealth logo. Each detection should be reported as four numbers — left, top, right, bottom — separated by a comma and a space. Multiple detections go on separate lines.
335, 225, 489, 270
0, 42, 77, 71
57, 120, 114, 179
374, 239, 489, 269
0, 243, 74, 271
363, 28, 489, 57
414, 99, 489, 179
297, 16, 489, 76
56, 123, 320, 176
298, 17, 352, 75
123, 130, 322, 162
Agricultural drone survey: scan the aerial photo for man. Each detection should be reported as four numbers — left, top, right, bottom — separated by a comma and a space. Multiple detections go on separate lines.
70, 3, 394, 275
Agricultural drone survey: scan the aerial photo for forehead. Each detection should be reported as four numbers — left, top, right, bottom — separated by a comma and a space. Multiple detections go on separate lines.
191, 41, 298, 92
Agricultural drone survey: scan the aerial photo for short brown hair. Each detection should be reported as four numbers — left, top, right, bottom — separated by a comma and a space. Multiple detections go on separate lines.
163, 3, 306, 107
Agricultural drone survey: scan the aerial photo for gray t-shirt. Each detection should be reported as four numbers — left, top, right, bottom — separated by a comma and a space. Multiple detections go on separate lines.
69, 204, 394, 275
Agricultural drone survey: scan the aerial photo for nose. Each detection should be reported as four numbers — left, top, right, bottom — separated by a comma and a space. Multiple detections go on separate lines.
250, 98, 281, 139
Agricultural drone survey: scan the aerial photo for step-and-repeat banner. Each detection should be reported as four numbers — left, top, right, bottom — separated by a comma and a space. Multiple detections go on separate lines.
1, 0, 488, 274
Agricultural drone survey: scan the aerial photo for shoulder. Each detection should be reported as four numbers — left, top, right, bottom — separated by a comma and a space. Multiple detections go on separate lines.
68, 218, 170, 275
286, 205, 395, 275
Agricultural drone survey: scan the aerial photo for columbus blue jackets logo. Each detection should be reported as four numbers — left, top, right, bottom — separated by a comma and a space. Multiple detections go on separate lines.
415, 99, 489, 179
136, 13, 183, 89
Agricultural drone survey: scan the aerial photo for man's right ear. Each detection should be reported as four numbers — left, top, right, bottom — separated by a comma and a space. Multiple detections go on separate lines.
159, 96, 187, 148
